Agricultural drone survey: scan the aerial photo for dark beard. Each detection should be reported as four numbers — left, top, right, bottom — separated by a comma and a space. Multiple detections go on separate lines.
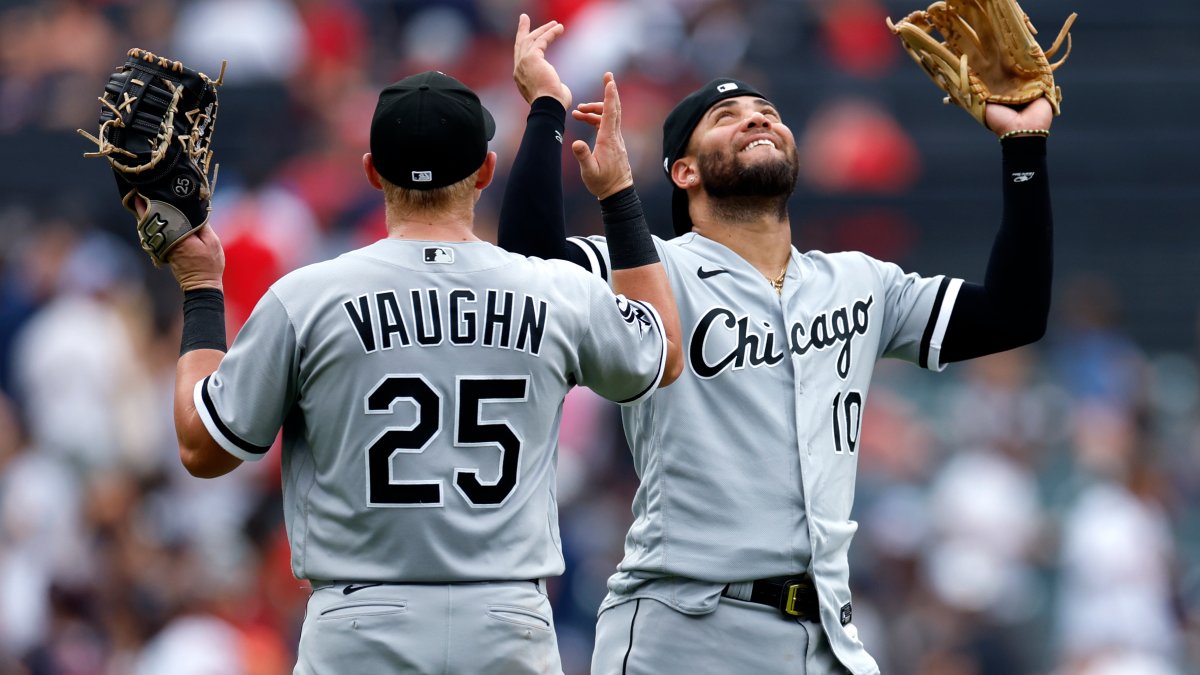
698, 146, 798, 222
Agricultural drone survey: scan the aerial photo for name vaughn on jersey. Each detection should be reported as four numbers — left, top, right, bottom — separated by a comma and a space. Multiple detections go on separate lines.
343, 288, 548, 355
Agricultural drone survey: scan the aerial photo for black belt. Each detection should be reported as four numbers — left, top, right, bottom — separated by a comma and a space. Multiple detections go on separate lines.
722, 574, 819, 621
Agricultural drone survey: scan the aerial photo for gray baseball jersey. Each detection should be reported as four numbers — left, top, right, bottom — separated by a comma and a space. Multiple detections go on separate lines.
569, 232, 961, 674
193, 238, 666, 584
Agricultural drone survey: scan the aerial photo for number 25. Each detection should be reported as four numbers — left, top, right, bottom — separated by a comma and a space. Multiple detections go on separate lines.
364, 375, 526, 508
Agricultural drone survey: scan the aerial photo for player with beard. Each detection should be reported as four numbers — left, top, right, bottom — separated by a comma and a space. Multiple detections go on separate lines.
500, 73, 1053, 674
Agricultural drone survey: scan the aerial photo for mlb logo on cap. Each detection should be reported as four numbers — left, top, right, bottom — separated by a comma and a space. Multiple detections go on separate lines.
660, 76, 764, 235
369, 71, 496, 190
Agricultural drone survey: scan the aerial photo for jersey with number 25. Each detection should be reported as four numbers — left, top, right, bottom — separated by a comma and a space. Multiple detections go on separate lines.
193, 239, 666, 584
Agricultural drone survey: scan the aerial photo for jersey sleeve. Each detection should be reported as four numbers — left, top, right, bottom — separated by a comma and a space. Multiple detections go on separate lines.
193, 289, 300, 461
870, 255, 963, 372
565, 235, 612, 281
573, 274, 667, 406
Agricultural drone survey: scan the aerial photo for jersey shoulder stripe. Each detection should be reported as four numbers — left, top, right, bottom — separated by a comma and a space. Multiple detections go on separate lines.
194, 375, 272, 461
567, 236, 608, 280
919, 277, 963, 371
569, 234, 701, 280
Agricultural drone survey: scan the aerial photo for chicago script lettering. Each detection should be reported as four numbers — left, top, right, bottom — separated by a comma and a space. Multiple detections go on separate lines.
690, 296, 873, 379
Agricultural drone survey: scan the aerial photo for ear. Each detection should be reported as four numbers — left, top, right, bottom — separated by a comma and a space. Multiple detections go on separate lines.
362, 153, 384, 191
670, 158, 698, 191
474, 151, 498, 190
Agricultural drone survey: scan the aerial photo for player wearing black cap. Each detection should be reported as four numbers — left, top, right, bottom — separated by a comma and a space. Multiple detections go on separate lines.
369, 71, 497, 190
165, 17, 681, 674
658, 77, 765, 236
500, 66, 1055, 673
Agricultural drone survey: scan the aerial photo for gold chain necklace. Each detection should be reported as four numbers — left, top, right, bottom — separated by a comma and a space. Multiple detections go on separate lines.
767, 258, 789, 295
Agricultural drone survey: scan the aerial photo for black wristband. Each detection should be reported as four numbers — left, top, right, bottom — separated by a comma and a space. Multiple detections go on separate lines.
600, 187, 658, 270
181, 288, 227, 355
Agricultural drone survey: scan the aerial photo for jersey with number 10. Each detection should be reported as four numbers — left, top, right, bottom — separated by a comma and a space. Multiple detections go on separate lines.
193, 239, 666, 584
569, 232, 960, 674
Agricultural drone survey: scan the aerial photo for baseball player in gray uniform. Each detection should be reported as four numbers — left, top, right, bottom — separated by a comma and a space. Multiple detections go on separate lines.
499, 68, 1054, 672
166, 18, 685, 675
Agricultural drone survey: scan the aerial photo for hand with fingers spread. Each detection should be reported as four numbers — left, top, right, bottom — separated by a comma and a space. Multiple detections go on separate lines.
513, 14, 570, 109
571, 73, 633, 200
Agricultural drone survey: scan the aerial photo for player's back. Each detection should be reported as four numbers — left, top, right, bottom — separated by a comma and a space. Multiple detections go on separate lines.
255, 239, 661, 584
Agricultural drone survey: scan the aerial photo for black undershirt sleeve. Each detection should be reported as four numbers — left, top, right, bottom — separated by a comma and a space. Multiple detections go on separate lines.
497, 97, 588, 267
940, 136, 1053, 363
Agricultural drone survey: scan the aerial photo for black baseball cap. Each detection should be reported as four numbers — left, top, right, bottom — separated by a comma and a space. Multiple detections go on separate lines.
662, 77, 764, 236
370, 71, 496, 190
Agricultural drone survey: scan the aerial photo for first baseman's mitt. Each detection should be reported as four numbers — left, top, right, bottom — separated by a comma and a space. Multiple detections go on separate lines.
886, 0, 1077, 127
78, 48, 226, 265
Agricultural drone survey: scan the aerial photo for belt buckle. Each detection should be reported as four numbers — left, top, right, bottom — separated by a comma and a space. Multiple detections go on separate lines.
780, 578, 809, 617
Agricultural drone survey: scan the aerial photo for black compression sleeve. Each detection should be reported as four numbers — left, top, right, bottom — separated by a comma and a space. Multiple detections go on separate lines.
940, 136, 1052, 362
497, 97, 587, 266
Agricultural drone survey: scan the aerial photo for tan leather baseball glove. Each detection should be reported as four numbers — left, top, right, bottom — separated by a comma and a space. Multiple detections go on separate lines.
887, 0, 1077, 127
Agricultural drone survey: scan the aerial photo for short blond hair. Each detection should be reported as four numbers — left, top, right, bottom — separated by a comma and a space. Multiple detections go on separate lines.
381, 170, 479, 213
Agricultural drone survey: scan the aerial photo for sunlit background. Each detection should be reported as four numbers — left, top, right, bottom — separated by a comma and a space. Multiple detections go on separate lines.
0, 1, 1197, 673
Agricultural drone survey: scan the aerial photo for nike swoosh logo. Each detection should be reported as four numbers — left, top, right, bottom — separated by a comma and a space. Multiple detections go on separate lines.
343, 583, 384, 595
697, 267, 729, 279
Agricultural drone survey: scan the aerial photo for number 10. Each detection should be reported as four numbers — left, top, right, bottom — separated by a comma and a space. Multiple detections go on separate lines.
831, 390, 863, 454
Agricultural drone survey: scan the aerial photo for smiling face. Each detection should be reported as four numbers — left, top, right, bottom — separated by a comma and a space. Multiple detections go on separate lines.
687, 96, 799, 201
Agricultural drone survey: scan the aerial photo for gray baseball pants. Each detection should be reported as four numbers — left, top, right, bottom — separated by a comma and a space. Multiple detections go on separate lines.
295, 579, 563, 674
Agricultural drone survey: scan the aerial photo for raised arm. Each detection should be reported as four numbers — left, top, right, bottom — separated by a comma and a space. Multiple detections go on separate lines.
501, 18, 681, 382
573, 74, 683, 385
167, 225, 242, 477
940, 99, 1054, 361
497, 14, 586, 264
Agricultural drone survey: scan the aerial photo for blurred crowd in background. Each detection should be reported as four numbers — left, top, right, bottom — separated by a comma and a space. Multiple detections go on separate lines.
1, 0, 1198, 673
